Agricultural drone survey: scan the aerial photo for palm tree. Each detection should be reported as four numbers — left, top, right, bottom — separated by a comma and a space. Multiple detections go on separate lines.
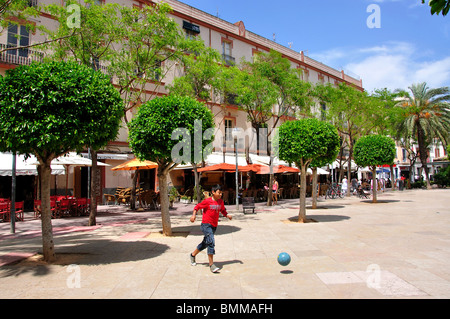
396, 82, 450, 189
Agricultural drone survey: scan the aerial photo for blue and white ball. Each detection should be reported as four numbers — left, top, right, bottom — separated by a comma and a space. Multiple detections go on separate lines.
277, 252, 291, 266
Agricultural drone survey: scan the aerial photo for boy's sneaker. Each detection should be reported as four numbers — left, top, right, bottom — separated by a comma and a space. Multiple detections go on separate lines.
210, 263, 220, 273
190, 254, 196, 266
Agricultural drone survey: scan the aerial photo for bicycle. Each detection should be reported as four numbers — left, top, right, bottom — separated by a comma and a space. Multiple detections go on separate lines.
325, 183, 345, 199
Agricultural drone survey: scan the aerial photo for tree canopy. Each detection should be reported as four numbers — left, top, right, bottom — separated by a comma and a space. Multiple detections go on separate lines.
354, 135, 396, 202
277, 118, 339, 222
422, 0, 450, 16
0, 61, 122, 156
0, 61, 123, 262
128, 95, 214, 235
395, 82, 450, 189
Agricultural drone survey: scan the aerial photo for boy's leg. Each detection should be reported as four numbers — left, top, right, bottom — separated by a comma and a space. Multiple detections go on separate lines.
208, 254, 214, 266
191, 224, 217, 266
192, 248, 201, 257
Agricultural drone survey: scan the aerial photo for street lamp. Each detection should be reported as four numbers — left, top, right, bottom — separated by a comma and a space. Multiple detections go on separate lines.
232, 128, 241, 212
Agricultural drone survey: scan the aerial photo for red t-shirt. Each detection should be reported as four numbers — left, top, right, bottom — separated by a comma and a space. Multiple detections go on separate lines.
194, 197, 228, 227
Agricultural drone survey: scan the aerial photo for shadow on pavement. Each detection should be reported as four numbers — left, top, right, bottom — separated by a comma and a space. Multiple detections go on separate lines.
0, 239, 170, 278
287, 214, 350, 223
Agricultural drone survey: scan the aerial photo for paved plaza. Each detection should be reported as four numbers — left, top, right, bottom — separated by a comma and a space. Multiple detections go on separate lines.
0, 188, 449, 299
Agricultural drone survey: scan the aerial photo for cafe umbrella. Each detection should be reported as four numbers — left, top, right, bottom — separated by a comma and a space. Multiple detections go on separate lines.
111, 158, 158, 209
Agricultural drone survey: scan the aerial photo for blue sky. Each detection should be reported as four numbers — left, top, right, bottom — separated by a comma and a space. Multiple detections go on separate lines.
178, 0, 450, 93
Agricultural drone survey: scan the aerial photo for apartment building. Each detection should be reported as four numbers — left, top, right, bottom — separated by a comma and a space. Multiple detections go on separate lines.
0, 0, 364, 197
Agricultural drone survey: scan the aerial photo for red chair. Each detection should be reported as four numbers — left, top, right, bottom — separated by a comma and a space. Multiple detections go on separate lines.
14, 201, 24, 221
58, 199, 72, 217
50, 200, 59, 218
76, 198, 88, 216
0, 202, 9, 222
0, 201, 23, 222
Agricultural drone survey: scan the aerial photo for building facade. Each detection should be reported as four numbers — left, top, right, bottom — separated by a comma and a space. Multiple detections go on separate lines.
1, 0, 367, 198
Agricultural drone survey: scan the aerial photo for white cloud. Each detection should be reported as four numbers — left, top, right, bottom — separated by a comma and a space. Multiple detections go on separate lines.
312, 41, 450, 93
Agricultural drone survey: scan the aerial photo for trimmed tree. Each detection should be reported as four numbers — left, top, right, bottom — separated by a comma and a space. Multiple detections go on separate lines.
353, 135, 396, 203
310, 138, 340, 209
128, 95, 214, 236
277, 118, 340, 222
0, 61, 123, 262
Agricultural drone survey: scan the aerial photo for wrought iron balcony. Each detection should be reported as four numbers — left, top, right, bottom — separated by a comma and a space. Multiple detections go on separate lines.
222, 54, 235, 66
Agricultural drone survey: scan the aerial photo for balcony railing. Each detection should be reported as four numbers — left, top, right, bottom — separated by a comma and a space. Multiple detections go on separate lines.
222, 54, 235, 66
0, 43, 44, 66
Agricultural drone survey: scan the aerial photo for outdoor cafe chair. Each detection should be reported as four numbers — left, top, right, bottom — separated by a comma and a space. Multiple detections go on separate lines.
0, 202, 9, 222
50, 200, 59, 218
75, 198, 88, 216
58, 199, 72, 217
14, 201, 24, 221
0, 201, 24, 222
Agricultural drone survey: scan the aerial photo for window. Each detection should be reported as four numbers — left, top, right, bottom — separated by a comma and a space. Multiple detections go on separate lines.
151, 60, 162, 81
435, 147, 440, 158
183, 21, 200, 40
185, 30, 197, 40
320, 103, 327, 121
7, 23, 29, 58
222, 41, 231, 57
221, 38, 235, 66
224, 118, 234, 142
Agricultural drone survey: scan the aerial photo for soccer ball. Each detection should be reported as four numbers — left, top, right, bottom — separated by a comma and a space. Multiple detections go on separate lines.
277, 252, 291, 266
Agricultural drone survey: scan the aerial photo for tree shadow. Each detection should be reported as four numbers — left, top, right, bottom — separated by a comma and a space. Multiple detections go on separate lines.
189, 224, 241, 236
360, 199, 400, 204
308, 214, 351, 222
286, 214, 350, 223
0, 239, 170, 278
306, 205, 346, 209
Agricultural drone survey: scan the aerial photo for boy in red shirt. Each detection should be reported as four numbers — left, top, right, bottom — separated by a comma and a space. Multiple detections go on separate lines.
190, 184, 232, 273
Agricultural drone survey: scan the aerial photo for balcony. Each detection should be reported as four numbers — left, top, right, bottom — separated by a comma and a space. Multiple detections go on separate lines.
0, 43, 44, 66
222, 54, 235, 66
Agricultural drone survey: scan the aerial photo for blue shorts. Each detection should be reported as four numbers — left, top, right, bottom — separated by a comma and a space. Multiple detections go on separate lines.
197, 223, 217, 255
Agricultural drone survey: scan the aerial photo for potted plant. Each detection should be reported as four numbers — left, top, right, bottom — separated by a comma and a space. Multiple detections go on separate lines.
168, 187, 180, 207
180, 195, 189, 204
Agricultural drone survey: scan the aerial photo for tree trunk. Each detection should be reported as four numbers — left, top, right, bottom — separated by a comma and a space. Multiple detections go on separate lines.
267, 173, 273, 206
372, 167, 378, 203
390, 164, 395, 190
298, 164, 307, 222
347, 137, 354, 197
40, 162, 56, 262
266, 135, 273, 206
158, 169, 172, 236
88, 148, 98, 226
311, 167, 318, 209
130, 170, 138, 210
417, 122, 432, 189
193, 166, 201, 204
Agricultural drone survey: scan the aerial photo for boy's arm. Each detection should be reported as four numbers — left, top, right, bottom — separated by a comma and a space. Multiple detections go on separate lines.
220, 200, 232, 220
191, 198, 209, 222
